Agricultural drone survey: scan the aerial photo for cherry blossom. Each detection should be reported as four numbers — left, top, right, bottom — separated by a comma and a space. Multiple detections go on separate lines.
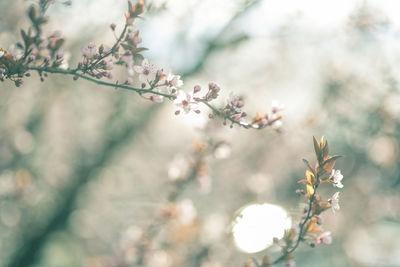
165, 72, 183, 89
329, 169, 344, 188
271, 100, 285, 113
174, 90, 199, 114
81, 42, 97, 59
317, 232, 332, 245
329, 192, 340, 213
133, 58, 157, 83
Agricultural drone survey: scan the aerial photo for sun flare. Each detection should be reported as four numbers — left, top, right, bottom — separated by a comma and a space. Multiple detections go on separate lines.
232, 203, 292, 254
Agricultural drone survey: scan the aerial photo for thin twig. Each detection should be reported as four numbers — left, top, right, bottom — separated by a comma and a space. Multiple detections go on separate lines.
272, 182, 319, 265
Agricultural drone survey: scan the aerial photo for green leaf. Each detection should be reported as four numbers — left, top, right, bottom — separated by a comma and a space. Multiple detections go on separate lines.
16, 42, 24, 50
54, 39, 64, 50
121, 43, 134, 51
134, 47, 148, 53
21, 30, 31, 48
28, 5, 37, 23
36, 17, 48, 25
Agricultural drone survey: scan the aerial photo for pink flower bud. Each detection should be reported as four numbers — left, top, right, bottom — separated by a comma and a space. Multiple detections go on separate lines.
14, 79, 23, 87
193, 85, 201, 94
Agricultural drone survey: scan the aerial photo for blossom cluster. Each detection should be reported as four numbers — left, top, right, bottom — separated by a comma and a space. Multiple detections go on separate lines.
250, 137, 344, 267
0, 0, 284, 131
173, 83, 284, 130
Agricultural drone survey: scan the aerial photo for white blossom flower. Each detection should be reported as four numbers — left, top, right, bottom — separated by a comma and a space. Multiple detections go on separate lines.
0, 49, 4, 58
329, 169, 343, 188
168, 155, 189, 181
287, 260, 296, 267
121, 51, 134, 76
174, 90, 199, 114
271, 119, 283, 130
176, 199, 197, 225
271, 100, 285, 113
133, 59, 156, 83
166, 72, 183, 89
8, 45, 23, 60
149, 93, 164, 103
317, 232, 332, 245
81, 42, 97, 59
329, 192, 340, 213
270, 113, 283, 130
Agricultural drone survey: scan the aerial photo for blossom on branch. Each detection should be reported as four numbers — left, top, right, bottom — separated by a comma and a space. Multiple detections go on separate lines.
174, 90, 199, 115
329, 192, 340, 213
81, 42, 98, 59
317, 232, 332, 245
134, 58, 157, 83
165, 72, 183, 90
329, 169, 344, 188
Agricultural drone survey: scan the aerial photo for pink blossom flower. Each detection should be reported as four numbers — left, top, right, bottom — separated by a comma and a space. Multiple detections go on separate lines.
103, 60, 114, 70
204, 82, 220, 100
329, 192, 340, 213
133, 35, 142, 45
133, 59, 156, 83
329, 169, 344, 188
317, 232, 332, 245
82, 42, 97, 59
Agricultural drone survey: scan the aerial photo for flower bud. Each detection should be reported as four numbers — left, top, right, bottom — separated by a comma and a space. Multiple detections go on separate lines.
56, 51, 64, 59
193, 85, 201, 94
14, 79, 23, 87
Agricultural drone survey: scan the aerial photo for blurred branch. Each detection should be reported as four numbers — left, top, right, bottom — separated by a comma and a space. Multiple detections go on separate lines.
6, 103, 161, 267
181, 0, 262, 78
134, 145, 206, 266
272, 183, 319, 265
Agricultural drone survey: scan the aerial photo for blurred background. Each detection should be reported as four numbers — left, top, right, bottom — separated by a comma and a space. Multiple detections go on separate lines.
1, 0, 400, 266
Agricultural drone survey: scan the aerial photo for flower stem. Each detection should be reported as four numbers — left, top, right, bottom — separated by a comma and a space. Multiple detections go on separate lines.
272, 182, 319, 265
